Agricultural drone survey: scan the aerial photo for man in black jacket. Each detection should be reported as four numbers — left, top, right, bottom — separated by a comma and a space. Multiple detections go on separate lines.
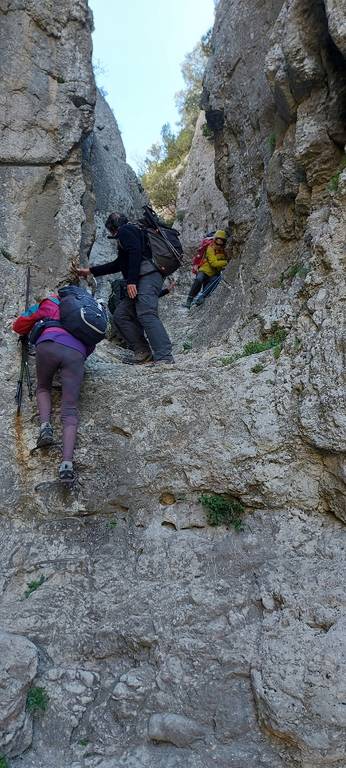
76, 213, 174, 365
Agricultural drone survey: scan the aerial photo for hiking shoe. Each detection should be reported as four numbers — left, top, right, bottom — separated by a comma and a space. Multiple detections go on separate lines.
59, 461, 75, 484
122, 351, 153, 365
148, 357, 175, 368
36, 422, 53, 448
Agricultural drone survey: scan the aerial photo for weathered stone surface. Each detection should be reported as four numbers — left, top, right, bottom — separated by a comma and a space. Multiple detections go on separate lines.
252, 617, 346, 766
0, 0, 96, 296
174, 111, 228, 254
82, 89, 147, 284
0, 632, 38, 757
325, 0, 346, 57
0, 0, 94, 164
148, 713, 206, 747
1, 1, 346, 767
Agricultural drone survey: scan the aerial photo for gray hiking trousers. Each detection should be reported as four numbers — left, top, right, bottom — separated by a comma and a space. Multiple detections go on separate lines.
113, 271, 173, 361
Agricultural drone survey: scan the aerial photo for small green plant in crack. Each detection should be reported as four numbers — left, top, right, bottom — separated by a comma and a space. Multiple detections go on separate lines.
220, 353, 241, 366
79, 738, 89, 747
107, 517, 117, 529
243, 329, 287, 358
182, 339, 193, 352
273, 345, 281, 360
26, 686, 49, 715
202, 123, 215, 141
0, 755, 9, 768
251, 363, 264, 373
268, 132, 276, 152
199, 493, 245, 530
24, 574, 45, 599
281, 263, 309, 284
327, 155, 346, 192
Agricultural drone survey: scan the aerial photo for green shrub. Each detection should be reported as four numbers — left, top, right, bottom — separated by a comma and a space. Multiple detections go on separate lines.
199, 493, 245, 530
24, 574, 45, 599
26, 687, 49, 715
0, 756, 9, 768
251, 363, 264, 373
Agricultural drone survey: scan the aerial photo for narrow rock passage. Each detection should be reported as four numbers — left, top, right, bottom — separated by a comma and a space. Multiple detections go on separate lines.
1, 0, 345, 766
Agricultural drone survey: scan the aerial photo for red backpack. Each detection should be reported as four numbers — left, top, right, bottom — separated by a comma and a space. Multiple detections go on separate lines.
191, 237, 213, 275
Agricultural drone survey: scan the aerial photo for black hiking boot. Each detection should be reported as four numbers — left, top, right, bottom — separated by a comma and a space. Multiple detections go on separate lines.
59, 461, 75, 485
36, 422, 54, 448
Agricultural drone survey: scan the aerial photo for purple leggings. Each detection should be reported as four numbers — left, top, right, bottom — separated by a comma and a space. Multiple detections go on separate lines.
35, 342, 85, 461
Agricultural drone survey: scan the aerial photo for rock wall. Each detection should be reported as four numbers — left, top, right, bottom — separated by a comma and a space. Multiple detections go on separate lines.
82, 89, 147, 272
1, 1, 346, 767
175, 111, 229, 253
0, 0, 96, 294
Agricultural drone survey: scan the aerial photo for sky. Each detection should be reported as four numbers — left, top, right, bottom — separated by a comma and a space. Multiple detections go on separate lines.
88, 0, 215, 170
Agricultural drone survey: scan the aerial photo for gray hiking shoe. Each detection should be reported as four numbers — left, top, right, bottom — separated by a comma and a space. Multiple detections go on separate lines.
37, 422, 53, 448
59, 461, 75, 484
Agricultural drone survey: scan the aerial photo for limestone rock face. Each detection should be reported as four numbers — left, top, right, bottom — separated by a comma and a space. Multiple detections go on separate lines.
0, 633, 38, 757
0, 0, 96, 295
175, 111, 229, 253
1, 1, 346, 767
82, 89, 147, 272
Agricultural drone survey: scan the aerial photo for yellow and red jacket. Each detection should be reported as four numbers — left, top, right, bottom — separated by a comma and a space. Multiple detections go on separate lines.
198, 245, 227, 277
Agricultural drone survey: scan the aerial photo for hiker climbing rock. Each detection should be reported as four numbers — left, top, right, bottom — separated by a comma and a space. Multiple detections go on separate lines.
185, 230, 228, 308
76, 210, 181, 366
12, 286, 106, 484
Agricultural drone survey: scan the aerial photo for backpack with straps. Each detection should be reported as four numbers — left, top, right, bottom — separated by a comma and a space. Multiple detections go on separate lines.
58, 285, 108, 346
139, 206, 184, 277
28, 288, 108, 347
191, 237, 214, 275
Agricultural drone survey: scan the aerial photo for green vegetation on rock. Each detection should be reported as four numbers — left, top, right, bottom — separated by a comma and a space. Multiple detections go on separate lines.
243, 329, 286, 357
26, 686, 49, 715
140, 40, 210, 217
24, 574, 45, 599
280, 263, 309, 283
327, 154, 346, 192
220, 329, 287, 367
268, 132, 276, 152
199, 493, 245, 530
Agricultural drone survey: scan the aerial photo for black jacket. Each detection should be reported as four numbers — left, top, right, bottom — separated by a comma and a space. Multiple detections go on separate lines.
90, 223, 150, 285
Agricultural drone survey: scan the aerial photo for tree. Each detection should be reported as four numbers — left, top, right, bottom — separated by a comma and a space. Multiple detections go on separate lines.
140, 35, 212, 217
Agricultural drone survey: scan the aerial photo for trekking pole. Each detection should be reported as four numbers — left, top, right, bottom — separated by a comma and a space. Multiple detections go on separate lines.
15, 266, 33, 415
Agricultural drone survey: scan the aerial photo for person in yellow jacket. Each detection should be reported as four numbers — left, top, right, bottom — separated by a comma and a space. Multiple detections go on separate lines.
185, 230, 228, 308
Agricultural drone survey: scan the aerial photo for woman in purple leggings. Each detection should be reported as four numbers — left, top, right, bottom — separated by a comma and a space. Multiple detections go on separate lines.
13, 294, 92, 484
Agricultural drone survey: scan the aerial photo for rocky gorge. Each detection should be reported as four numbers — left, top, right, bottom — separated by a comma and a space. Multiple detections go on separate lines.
0, 1, 345, 767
